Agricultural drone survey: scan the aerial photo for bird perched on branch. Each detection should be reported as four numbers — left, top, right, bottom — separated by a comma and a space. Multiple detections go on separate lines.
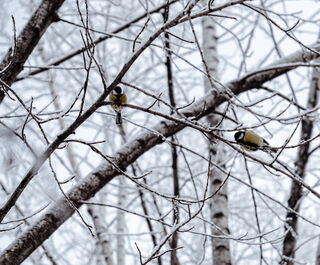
109, 86, 127, 125
234, 130, 276, 153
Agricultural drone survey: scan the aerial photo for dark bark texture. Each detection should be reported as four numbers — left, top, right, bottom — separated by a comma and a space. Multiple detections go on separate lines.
0, 0, 65, 102
280, 56, 320, 264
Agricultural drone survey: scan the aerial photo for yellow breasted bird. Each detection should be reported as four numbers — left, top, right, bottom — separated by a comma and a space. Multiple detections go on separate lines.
234, 130, 275, 153
109, 86, 127, 125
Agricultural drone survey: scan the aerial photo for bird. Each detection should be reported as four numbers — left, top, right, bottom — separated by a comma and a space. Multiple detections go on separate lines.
234, 130, 275, 153
109, 86, 127, 125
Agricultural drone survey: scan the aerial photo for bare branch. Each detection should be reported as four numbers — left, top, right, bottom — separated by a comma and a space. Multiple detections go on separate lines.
0, 0, 65, 103
15, 0, 180, 82
2, 3, 320, 263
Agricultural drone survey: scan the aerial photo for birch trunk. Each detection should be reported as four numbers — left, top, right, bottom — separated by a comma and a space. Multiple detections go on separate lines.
88, 205, 114, 265
202, 10, 231, 265
116, 176, 126, 265
316, 235, 320, 265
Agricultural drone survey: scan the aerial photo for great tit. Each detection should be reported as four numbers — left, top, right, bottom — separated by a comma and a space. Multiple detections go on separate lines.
109, 86, 127, 125
234, 130, 274, 152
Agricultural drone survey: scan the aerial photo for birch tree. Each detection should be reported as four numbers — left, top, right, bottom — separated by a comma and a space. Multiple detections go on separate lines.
202, 3, 231, 264
1, 1, 320, 265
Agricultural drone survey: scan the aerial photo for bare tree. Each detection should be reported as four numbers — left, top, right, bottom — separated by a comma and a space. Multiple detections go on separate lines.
1, 1, 320, 265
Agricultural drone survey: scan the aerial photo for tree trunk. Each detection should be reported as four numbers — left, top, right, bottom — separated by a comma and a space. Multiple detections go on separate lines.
88, 205, 114, 265
0, 0, 65, 103
280, 37, 320, 265
202, 9, 231, 265
316, 235, 320, 265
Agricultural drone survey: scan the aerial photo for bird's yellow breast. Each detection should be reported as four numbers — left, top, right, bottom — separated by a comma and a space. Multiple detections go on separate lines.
109, 92, 127, 111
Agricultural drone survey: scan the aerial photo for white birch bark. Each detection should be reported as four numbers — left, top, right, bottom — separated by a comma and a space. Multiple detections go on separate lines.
202, 10, 231, 265
116, 176, 126, 265
88, 205, 114, 265
316, 235, 320, 265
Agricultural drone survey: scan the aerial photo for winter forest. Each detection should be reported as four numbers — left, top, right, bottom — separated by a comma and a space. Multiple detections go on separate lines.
1, 0, 320, 264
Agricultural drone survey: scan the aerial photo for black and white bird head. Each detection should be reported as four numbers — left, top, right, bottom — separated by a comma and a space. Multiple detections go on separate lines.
234, 131, 245, 142
114, 86, 122, 95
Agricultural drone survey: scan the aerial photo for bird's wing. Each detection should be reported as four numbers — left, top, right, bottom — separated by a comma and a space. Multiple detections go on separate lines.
109, 93, 117, 102
120, 93, 127, 104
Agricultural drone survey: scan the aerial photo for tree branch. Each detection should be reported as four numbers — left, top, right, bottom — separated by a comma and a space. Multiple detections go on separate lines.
1, 40, 320, 264
0, 0, 201, 225
0, 0, 66, 103
15, 0, 179, 82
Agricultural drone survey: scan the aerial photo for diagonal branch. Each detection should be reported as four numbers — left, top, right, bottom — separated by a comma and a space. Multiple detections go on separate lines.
15, 0, 179, 82
0, 0, 66, 103
0, 0, 202, 225
1, 40, 320, 264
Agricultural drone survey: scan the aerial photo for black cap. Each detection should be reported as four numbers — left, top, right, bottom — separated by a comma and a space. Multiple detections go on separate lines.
234, 131, 244, 141
114, 86, 122, 94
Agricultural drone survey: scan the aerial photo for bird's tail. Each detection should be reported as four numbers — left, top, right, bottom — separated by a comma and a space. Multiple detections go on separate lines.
262, 145, 277, 154
116, 112, 122, 125
268, 148, 277, 154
